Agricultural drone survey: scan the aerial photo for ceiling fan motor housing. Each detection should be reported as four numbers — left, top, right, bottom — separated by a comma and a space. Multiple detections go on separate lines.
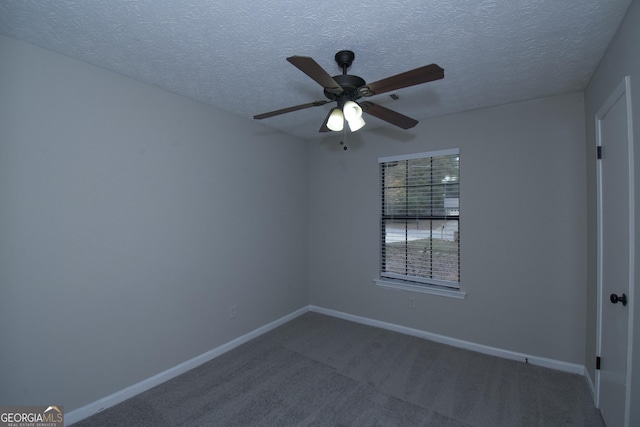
325, 74, 366, 103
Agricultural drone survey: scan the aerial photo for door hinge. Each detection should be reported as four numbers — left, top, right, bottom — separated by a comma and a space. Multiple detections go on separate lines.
597, 146, 602, 159
596, 356, 601, 370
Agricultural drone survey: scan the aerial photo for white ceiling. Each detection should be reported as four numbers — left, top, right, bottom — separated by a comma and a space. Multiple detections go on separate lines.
0, 0, 632, 140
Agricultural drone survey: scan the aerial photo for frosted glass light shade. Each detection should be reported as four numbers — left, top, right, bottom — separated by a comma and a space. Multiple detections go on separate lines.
327, 108, 344, 131
343, 101, 363, 121
348, 116, 366, 132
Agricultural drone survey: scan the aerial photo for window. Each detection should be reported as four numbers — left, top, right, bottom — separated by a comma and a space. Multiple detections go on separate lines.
379, 149, 460, 291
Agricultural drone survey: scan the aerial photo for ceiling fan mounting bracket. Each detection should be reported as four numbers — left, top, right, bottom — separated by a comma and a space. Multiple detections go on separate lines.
322, 50, 365, 101
334, 50, 355, 71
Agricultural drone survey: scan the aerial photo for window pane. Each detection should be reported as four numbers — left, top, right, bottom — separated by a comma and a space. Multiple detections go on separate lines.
382, 162, 406, 216
380, 150, 460, 288
382, 219, 459, 283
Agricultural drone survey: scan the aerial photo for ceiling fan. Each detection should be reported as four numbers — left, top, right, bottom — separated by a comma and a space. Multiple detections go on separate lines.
254, 50, 444, 133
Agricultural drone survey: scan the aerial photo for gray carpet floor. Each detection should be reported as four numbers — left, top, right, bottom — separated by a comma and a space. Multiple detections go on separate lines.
74, 312, 604, 426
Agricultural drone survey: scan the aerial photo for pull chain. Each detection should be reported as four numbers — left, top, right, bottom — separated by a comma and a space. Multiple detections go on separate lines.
340, 122, 348, 150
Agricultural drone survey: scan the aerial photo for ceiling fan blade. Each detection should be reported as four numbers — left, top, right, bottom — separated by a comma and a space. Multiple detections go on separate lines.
254, 100, 329, 120
318, 110, 332, 132
287, 56, 344, 95
358, 64, 444, 97
360, 101, 419, 129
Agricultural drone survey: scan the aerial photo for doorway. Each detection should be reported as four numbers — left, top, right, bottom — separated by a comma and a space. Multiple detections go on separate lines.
595, 76, 634, 427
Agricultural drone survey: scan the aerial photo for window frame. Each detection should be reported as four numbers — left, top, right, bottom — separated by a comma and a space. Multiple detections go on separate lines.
376, 149, 465, 299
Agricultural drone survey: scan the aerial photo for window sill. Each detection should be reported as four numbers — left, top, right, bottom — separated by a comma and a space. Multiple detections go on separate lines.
374, 278, 466, 299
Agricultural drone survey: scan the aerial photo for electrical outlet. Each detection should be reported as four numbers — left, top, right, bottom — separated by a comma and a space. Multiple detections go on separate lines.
229, 305, 237, 319
408, 297, 416, 309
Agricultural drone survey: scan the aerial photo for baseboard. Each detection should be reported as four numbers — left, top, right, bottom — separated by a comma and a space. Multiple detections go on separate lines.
68, 304, 589, 424
65, 306, 309, 425
309, 305, 586, 376
584, 368, 597, 404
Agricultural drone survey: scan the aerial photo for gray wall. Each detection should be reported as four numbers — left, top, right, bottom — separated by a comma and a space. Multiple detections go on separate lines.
584, 0, 640, 423
0, 35, 309, 411
309, 92, 588, 364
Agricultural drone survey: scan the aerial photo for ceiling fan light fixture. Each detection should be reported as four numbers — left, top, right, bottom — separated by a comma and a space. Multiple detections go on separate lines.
327, 108, 344, 131
343, 100, 363, 121
348, 116, 366, 132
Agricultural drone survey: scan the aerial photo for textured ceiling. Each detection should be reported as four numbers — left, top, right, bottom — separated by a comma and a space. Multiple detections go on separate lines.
0, 0, 632, 140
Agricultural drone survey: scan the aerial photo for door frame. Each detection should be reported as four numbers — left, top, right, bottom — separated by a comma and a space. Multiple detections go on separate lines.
595, 75, 635, 426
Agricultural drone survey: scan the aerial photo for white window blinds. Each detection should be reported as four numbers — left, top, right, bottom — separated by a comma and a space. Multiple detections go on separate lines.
379, 149, 460, 288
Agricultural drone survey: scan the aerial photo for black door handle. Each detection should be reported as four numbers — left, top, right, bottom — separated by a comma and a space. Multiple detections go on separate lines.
610, 293, 628, 306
